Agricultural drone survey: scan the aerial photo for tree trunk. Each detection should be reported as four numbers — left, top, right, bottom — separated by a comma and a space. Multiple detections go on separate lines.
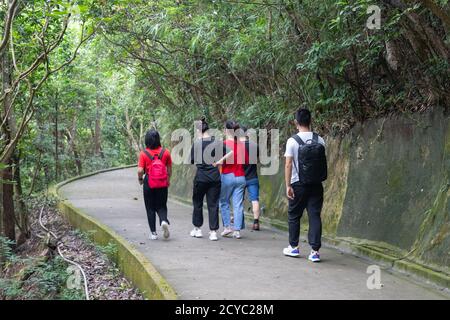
94, 93, 103, 158
28, 150, 42, 196
405, 11, 449, 60
2, 161, 15, 243
385, 40, 400, 71
13, 152, 29, 244
0, 173, 3, 236
65, 121, 82, 175
1, 36, 16, 243
43, 164, 50, 191
54, 93, 59, 181
125, 105, 141, 158
385, 0, 449, 60
416, 0, 450, 31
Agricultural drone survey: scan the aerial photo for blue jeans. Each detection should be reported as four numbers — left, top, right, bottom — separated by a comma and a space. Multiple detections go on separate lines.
245, 178, 260, 202
220, 173, 246, 231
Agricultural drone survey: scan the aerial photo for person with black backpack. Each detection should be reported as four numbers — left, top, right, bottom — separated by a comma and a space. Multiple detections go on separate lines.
137, 129, 172, 240
283, 108, 327, 262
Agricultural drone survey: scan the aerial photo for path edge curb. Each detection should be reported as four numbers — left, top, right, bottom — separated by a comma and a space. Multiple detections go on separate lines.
50, 164, 178, 300
170, 194, 450, 291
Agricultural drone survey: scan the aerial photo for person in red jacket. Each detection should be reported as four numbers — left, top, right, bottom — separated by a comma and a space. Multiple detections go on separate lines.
216, 120, 247, 239
137, 129, 172, 240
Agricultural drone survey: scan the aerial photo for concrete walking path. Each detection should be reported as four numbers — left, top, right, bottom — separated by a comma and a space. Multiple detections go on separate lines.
59, 167, 448, 300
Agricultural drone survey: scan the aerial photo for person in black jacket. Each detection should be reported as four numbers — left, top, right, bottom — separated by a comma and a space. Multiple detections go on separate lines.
240, 126, 261, 231
190, 118, 222, 241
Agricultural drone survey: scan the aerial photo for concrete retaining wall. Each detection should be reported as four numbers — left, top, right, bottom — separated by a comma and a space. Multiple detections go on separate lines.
170, 109, 450, 288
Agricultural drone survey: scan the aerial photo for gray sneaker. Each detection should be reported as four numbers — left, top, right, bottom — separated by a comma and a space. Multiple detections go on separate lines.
233, 231, 241, 239
161, 221, 170, 239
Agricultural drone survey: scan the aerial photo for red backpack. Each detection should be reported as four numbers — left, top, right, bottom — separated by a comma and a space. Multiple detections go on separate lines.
143, 148, 169, 189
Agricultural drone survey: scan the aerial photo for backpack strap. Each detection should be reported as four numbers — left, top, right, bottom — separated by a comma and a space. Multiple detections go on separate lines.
291, 134, 305, 146
142, 149, 154, 175
312, 132, 319, 142
290, 135, 305, 175
143, 149, 154, 161
157, 148, 166, 160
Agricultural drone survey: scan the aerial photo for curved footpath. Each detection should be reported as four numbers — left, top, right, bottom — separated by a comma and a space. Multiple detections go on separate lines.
59, 167, 448, 300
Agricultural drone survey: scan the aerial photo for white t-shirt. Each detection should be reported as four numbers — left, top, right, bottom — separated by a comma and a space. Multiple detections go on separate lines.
284, 132, 326, 184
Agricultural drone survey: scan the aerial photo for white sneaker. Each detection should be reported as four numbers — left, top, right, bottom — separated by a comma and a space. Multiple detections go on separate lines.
233, 231, 241, 239
283, 245, 300, 257
221, 227, 233, 237
209, 231, 218, 241
308, 250, 321, 262
149, 232, 158, 240
161, 221, 170, 239
190, 227, 203, 238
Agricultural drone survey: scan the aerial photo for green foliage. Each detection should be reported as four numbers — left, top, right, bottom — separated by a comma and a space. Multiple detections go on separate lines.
0, 278, 23, 299
94, 0, 449, 143
98, 242, 118, 261
0, 252, 84, 300
3, 0, 449, 198
0, 236, 16, 261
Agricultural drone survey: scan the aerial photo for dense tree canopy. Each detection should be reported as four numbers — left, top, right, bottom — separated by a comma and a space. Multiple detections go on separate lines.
0, 0, 449, 244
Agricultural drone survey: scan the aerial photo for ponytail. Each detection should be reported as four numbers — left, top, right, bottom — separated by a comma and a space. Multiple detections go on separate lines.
200, 116, 209, 133
195, 116, 210, 134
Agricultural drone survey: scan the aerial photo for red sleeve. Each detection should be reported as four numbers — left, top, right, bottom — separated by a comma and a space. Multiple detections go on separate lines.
138, 152, 146, 168
163, 149, 172, 167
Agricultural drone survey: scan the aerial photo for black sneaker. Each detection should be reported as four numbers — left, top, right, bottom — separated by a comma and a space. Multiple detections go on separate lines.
252, 220, 260, 231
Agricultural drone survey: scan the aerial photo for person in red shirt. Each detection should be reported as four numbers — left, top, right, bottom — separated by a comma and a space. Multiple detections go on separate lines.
137, 129, 172, 240
215, 120, 247, 239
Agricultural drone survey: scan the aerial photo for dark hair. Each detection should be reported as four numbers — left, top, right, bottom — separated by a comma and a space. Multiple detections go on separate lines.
200, 116, 209, 133
295, 108, 311, 127
225, 120, 239, 130
225, 120, 240, 141
144, 129, 161, 149
240, 125, 248, 133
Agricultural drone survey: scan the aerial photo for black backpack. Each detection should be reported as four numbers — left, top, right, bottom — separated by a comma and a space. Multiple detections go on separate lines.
291, 133, 327, 184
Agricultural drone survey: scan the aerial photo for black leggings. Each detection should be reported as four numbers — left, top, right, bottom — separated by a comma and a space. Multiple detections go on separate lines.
143, 176, 169, 233
192, 180, 221, 231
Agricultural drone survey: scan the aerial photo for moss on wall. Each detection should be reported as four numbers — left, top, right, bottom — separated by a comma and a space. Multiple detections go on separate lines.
407, 119, 450, 270
322, 137, 350, 236
337, 111, 449, 254
170, 109, 449, 278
